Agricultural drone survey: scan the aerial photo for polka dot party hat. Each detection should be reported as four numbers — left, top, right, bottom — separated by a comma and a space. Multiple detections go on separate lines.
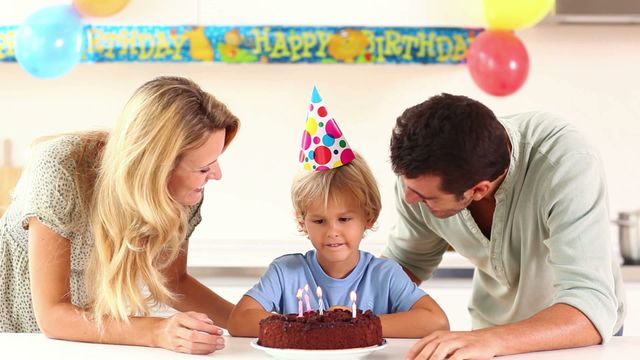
299, 86, 355, 171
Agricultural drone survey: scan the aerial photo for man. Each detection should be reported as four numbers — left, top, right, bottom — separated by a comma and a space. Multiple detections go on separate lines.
383, 93, 625, 359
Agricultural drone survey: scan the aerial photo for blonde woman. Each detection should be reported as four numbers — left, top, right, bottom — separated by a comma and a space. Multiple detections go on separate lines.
0, 76, 239, 354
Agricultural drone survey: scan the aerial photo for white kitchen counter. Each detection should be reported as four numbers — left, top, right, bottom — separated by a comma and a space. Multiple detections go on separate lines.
1, 334, 638, 359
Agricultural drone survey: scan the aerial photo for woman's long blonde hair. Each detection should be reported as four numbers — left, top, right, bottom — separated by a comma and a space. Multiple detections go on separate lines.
86, 76, 239, 328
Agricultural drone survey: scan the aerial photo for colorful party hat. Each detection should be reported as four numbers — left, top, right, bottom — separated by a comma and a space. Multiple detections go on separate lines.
299, 86, 355, 171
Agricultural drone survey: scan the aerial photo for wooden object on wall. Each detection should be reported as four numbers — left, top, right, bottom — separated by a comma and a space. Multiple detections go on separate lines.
0, 139, 23, 217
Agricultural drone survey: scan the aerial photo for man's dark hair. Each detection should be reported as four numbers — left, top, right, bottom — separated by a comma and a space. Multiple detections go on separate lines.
390, 93, 510, 196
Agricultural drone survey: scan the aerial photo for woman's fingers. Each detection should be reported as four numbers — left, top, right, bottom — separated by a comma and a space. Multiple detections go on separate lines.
175, 338, 219, 354
176, 327, 222, 345
154, 312, 226, 354
185, 311, 213, 324
177, 311, 223, 335
174, 327, 225, 354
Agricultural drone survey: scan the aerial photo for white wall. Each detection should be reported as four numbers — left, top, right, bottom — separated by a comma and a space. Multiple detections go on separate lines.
1, 0, 639, 266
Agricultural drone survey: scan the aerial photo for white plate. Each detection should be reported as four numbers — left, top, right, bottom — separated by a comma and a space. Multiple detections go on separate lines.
250, 339, 388, 360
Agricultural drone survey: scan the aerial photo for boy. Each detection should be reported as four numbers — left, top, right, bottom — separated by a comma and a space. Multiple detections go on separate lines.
227, 87, 449, 338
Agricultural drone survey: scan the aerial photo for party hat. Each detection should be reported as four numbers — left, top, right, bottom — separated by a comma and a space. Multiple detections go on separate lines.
299, 86, 355, 171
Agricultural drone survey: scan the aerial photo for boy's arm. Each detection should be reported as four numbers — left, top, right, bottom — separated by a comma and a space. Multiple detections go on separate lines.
379, 295, 449, 338
227, 295, 273, 337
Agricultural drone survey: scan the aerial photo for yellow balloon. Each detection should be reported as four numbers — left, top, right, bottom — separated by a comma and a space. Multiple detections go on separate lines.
484, 0, 555, 30
73, 0, 130, 17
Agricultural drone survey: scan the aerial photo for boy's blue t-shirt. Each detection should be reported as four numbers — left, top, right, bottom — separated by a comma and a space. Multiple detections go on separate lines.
245, 250, 427, 315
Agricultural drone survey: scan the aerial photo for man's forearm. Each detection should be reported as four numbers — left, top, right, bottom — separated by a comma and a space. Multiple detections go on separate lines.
480, 303, 601, 356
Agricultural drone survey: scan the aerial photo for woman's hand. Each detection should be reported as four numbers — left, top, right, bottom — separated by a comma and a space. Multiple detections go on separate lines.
154, 311, 225, 354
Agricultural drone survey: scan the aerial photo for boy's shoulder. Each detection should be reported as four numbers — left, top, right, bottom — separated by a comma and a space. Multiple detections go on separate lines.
269, 252, 311, 269
361, 251, 404, 272
362, 254, 421, 293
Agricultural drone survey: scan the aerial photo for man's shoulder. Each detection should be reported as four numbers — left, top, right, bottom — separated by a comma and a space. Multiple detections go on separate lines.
501, 111, 573, 134
506, 111, 598, 163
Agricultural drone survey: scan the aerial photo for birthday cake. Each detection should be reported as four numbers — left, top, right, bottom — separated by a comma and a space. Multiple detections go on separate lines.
258, 309, 383, 350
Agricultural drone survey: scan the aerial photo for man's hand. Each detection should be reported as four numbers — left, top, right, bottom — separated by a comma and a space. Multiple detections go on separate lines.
406, 330, 504, 360
406, 303, 603, 359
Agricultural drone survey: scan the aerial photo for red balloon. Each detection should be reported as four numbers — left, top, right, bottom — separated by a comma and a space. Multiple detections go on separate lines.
467, 30, 529, 96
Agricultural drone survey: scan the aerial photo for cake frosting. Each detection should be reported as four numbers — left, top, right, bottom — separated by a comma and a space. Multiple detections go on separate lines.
258, 309, 383, 350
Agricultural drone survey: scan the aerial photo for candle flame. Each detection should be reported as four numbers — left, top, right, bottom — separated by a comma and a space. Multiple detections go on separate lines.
316, 286, 322, 297
304, 283, 309, 292
296, 288, 303, 299
350, 290, 357, 302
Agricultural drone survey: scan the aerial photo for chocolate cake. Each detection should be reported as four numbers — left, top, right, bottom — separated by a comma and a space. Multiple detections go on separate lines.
258, 309, 383, 350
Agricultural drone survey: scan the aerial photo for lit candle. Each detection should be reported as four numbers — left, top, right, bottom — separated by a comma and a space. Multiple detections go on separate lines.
350, 290, 357, 318
303, 284, 312, 312
296, 288, 303, 317
316, 286, 324, 315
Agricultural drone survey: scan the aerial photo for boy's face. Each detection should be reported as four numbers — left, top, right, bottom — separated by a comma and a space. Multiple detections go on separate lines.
301, 191, 373, 278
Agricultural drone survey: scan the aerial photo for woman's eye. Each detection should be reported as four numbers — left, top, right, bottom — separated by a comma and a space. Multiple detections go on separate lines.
312, 219, 324, 224
339, 217, 352, 222
199, 168, 210, 174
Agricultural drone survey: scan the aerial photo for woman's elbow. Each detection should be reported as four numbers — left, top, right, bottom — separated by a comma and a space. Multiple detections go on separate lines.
36, 315, 67, 340
34, 303, 87, 340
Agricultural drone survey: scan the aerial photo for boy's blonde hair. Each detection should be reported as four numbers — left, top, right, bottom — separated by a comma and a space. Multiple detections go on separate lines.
86, 76, 239, 328
291, 153, 381, 230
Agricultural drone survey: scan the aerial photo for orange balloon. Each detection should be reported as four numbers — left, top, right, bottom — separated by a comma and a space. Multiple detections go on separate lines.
73, 0, 129, 17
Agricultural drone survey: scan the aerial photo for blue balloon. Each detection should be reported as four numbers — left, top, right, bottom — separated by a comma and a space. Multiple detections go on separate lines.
15, 5, 84, 79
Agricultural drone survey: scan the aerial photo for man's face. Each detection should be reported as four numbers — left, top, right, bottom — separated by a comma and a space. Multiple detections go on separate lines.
402, 174, 474, 219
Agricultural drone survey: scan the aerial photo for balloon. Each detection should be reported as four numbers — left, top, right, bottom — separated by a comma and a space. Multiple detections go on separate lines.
73, 0, 130, 17
467, 30, 529, 97
15, 5, 84, 79
484, 0, 555, 30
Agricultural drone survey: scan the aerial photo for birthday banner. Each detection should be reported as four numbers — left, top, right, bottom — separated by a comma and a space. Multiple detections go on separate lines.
0, 25, 481, 64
